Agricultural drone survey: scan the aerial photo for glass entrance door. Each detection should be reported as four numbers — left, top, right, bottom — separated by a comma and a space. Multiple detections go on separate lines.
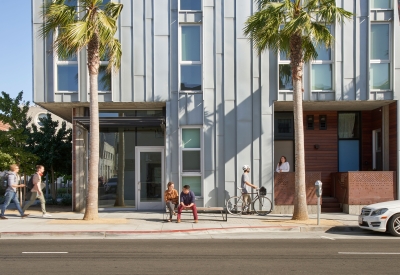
135, 147, 164, 210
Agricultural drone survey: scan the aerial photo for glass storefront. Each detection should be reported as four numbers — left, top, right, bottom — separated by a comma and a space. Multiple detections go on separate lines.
97, 110, 164, 208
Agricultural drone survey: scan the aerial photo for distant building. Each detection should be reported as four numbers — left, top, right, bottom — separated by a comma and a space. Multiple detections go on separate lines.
28, 105, 72, 130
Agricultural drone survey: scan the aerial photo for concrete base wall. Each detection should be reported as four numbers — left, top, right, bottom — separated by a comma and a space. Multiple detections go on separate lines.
272, 205, 319, 215
343, 204, 367, 215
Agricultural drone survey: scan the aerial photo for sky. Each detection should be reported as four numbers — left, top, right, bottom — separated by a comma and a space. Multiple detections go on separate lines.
0, 1, 33, 103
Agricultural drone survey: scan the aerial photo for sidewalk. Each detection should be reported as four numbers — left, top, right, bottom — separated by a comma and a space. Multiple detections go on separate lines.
0, 204, 362, 239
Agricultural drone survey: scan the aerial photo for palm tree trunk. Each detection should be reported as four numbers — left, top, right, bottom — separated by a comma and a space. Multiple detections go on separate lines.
83, 32, 100, 220
291, 34, 309, 220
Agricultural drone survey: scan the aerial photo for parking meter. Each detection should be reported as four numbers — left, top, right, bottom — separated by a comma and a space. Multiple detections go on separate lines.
315, 180, 322, 225
315, 180, 322, 197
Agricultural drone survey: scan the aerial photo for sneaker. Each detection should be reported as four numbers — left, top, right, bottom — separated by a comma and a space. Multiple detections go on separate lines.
0, 216, 7, 220
42, 213, 52, 218
194, 220, 198, 223
21, 214, 29, 218
176, 219, 181, 223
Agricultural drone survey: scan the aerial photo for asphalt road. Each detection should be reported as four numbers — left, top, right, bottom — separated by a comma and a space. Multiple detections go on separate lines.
1, 239, 400, 274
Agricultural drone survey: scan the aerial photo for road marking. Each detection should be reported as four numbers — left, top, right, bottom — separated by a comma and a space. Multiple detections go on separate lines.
321, 236, 335, 240
339, 252, 400, 255
22, 252, 68, 254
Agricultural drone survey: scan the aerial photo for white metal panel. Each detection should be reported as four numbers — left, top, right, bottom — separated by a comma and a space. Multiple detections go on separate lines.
154, 35, 169, 101
120, 26, 133, 102
224, 100, 236, 182
203, 6, 215, 89
225, 0, 235, 18
236, 39, 252, 121
133, 0, 145, 76
224, 18, 235, 101
186, 94, 203, 124
120, 0, 132, 27
154, 0, 169, 36
178, 94, 187, 125
145, 0, 153, 19
145, 18, 153, 102
235, 0, 251, 39
204, 88, 215, 171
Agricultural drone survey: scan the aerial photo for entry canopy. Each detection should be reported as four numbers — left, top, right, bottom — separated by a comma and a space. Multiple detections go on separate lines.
74, 116, 165, 131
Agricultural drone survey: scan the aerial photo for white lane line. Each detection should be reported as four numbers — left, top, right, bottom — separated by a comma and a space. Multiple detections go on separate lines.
339, 252, 400, 255
22, 252, 68, 254
321, 236, 335, 240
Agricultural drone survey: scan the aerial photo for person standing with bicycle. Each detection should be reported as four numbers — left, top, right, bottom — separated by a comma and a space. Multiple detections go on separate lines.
241, 165, 258, 215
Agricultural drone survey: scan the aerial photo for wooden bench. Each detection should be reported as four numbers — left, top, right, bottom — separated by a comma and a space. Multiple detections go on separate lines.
164, 206, 227, 221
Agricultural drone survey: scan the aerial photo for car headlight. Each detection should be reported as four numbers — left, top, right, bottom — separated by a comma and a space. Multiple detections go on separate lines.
371, 208, 388, 216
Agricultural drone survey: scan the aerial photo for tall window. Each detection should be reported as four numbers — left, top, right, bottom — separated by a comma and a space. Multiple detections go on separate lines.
370, 0, 391, 9
180, 25, 202, 91
278, 52, 293, 91
55, 0, 78, 93
370, 23, 390, 90
311, 26, 333, 91
181, 128, 202, 196
180, 0, 202, 11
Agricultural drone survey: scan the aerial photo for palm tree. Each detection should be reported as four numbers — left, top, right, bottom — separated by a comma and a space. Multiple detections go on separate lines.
40, 0, 123, 220
244, 0, 352, 220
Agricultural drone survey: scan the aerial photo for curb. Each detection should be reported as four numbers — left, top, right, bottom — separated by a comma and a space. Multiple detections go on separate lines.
0, 225, 363, 238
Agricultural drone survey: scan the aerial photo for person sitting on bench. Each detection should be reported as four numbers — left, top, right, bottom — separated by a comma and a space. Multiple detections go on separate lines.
177, 185, 198, 223
164, 181, 179, 222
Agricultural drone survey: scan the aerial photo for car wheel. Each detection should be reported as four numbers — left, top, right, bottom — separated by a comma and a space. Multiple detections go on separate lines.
387, 214, 400, 237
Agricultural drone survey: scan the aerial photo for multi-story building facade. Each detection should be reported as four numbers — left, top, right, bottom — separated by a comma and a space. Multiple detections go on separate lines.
32, 0, 400, 213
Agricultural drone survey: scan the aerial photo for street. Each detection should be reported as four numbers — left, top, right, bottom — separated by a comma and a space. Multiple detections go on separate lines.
1, 239, 400, 274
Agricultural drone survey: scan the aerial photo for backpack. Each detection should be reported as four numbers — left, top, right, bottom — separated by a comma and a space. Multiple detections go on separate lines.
1, 171, 10, 188
27, 174, 35, 190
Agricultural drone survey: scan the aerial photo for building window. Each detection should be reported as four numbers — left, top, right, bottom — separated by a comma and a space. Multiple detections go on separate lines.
338, 112, 360, 139
55, 1, 78, 93
274, 112, 294, 140
181, 128, 202, 196
370, 0, 391, 9
311, 26, 332, 91
278, 52, 293, 91
370, 23, 390, 90
180, 0, 202, 11
36, 113, 48, 127
56, 53, 78, 92
180, 25, 202, 91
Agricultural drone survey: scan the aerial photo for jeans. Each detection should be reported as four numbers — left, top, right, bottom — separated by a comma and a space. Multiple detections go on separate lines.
23, 191, 47, 214
177, 204, 198, 220
1, 191, 24, 216
166, 201, 177, 219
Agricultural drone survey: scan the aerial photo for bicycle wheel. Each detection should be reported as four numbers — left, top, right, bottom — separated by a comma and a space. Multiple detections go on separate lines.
253, 196, 272, 216
226, 196, 243, 215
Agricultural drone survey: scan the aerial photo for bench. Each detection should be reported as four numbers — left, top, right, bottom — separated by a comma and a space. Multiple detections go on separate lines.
164, 206, 227, 221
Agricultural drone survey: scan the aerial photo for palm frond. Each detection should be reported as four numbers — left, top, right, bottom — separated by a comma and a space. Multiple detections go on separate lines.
244, 2, 286, 55
40, 2, 77, 38
317, 0, 353, 23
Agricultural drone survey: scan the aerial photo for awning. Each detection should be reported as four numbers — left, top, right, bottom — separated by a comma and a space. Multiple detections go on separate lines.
73, 116, 165, 130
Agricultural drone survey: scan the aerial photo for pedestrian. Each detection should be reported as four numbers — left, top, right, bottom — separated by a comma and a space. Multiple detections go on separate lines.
241, 165, 258, 215
164, 181, 179, 222
276, 156, 290, 173
22, 165, 52, 218
177, 185, 198, 223
1, 164, 29, 219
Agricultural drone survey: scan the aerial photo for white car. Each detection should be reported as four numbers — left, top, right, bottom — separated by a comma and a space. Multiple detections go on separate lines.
358, 200, 400, 237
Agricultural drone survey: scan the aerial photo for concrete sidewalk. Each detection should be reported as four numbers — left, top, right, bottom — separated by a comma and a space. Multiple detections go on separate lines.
0, 204, 363, 239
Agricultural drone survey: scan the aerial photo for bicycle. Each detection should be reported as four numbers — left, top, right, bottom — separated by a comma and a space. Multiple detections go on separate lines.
226, 187, 272, 216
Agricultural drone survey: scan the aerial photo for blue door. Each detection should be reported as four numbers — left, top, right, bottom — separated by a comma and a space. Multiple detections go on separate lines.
338, 140, 360, 172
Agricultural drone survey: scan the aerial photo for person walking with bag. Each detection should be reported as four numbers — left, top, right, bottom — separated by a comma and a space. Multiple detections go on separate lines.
22, 165, 51, 218
1, 164, 29, 219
